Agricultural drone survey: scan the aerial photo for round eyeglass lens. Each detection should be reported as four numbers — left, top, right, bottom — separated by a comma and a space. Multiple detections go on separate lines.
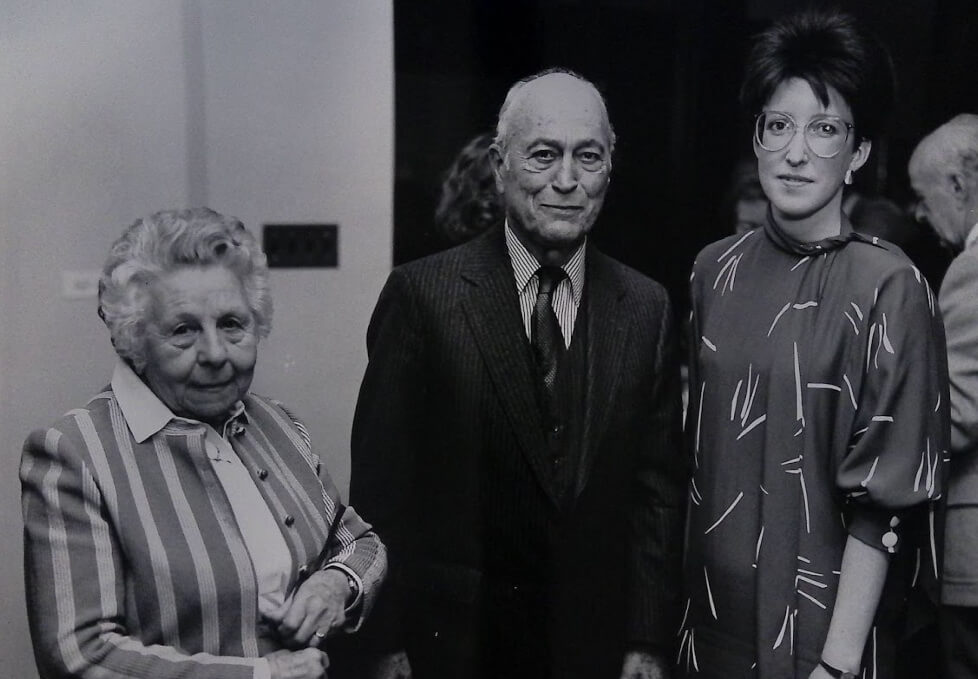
755, 112, 850, 158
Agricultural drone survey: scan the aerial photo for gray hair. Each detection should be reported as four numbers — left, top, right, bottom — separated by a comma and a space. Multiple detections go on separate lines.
938, 114, 978, 179
493, 67, 617, 155
98, 208, 272, 372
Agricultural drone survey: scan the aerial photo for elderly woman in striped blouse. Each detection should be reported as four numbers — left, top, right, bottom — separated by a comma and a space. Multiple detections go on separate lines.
21, 208, 385, 679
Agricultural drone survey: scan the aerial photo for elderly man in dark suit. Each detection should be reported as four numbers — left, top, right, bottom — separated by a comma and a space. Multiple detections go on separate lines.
350, 68, 686, 679
910, 114, 978, 678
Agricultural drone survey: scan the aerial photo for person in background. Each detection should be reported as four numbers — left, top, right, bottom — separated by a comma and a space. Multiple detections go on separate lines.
844, 193, 917, 247
843, 191, 951, 289
721, 157, 769, 234
909, 113, 978, 678
682, 10, 949, 678
21, 208, 386, 679
434, 132, 504, 246
351, 68, 686, 679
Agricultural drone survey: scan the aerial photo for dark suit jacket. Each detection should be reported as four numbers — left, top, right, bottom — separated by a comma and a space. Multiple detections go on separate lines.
349, 227, 686, 678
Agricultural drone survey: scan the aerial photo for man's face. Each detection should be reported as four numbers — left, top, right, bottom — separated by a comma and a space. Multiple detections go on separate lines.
909, 146, 965, 250
491, 74, 612, 263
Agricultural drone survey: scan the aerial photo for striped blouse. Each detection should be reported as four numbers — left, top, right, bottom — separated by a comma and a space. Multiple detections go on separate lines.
21, 383, 386, 679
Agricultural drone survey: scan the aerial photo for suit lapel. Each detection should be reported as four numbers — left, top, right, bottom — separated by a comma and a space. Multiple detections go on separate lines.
460, 231, 561, 508
577, 250, 631, 494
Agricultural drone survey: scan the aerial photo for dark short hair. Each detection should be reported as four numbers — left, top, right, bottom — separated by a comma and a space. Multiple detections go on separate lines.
740, 8, 895, 143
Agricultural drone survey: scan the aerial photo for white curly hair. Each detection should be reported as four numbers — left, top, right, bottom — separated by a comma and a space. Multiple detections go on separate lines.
98, 208, 272, 372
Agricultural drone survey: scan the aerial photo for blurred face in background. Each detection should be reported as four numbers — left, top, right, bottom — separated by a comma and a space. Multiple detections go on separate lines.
909, 147, 969, 250
491, 73, 612, 264
735, 198, 769, 233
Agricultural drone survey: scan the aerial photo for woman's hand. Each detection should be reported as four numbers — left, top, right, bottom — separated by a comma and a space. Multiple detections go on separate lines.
266, 648, 330, 679
268, 569, 351, 647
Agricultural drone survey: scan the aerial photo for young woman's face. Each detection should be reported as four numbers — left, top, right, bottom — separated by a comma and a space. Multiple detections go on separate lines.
755, 78, 870, 227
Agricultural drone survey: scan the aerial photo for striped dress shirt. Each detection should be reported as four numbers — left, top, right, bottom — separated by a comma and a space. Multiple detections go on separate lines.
21, 376, 386, 679
504, 222, 586, 348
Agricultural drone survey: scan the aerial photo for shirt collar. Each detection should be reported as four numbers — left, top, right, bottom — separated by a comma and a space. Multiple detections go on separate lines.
965, 222, 978, 250
504, 220, 586, 305
111, 359, 246, 443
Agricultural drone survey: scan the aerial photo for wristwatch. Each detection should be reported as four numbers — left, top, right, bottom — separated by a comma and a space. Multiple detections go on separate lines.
819, 658, 858, 679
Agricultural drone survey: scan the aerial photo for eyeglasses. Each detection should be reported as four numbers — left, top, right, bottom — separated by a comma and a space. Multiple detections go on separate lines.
754, 111, 855, 159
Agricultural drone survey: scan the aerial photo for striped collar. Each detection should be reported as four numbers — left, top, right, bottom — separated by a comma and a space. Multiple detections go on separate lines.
111, 359, 246, 443
504, 220, 586, 304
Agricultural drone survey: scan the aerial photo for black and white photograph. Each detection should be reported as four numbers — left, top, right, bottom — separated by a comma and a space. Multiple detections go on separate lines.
2, 1, 977, 678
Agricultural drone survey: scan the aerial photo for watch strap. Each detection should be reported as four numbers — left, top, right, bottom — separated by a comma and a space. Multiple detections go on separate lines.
819, 658, 858, 679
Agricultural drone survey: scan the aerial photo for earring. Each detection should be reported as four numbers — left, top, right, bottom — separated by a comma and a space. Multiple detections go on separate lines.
845, 169, 854, 186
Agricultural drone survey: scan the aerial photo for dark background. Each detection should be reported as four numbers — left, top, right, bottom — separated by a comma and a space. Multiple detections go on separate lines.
393, 0, 978, 315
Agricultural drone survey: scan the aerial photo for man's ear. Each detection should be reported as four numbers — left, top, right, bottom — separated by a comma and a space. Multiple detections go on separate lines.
950, 171, 969, 202
488, 144, 506, 193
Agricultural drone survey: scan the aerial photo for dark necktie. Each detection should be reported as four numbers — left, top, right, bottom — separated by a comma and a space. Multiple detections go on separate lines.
532, 266, 567, 396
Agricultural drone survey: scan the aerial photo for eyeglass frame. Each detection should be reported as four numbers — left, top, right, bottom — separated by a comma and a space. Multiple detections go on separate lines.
753, 110, 857, 159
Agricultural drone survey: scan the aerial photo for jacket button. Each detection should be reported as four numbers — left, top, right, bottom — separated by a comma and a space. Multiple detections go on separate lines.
284, 515, 295, 527
298, 564, 309, 577
257, 469, 268, 480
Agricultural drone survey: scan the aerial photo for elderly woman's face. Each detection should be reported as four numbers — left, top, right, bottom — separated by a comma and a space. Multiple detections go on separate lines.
142, 265, 258, 425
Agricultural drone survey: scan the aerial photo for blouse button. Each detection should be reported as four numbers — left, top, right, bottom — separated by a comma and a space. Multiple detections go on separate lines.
257, 469, 269, 480
284, 515, 295, 527
882, 531, 898, 551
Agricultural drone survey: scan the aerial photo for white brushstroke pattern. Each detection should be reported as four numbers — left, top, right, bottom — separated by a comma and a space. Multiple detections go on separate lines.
705, 491, 745, 534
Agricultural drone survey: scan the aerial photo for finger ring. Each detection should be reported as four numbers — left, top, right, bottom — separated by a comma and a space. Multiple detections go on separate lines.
314, 630, 327, 640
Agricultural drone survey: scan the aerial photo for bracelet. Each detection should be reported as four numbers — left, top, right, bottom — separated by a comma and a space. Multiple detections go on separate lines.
819, 658, 858, 679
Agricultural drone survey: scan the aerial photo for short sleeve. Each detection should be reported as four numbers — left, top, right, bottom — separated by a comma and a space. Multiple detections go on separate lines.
837, 266, 950, 553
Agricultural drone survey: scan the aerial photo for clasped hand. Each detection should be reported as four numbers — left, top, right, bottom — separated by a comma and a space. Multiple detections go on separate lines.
265, 569, 351, 648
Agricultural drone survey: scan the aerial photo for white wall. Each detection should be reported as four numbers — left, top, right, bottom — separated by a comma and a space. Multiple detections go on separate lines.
0, 2, 393, 675
199, 0, 394, 494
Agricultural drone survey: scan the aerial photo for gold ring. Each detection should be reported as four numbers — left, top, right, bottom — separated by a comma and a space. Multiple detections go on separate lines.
314, 630, 327, 640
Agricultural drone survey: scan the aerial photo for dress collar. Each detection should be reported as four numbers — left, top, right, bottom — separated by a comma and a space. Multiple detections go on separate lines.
111, 359, 247, 443
763, 206, 872, 256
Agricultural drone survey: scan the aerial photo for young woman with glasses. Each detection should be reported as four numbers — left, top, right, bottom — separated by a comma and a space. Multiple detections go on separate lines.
680, 10, 950, 679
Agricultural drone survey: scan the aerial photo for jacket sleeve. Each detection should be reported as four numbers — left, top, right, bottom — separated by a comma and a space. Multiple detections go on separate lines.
316, 473, 387, 631
627, 288, 688, 650
271, 399, 387, 631
21, 424, 264, 679
348, 269, 426, 652
941, 252, 978, 459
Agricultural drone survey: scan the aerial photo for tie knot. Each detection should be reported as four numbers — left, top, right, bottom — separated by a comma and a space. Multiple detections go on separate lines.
536, 266, 566, 296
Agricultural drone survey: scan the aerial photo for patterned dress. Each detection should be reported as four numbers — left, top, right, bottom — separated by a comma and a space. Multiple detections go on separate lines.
681, 216, 949, 678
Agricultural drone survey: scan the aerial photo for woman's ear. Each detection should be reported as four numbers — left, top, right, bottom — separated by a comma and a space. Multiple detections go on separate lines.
848, 138, 872, 174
